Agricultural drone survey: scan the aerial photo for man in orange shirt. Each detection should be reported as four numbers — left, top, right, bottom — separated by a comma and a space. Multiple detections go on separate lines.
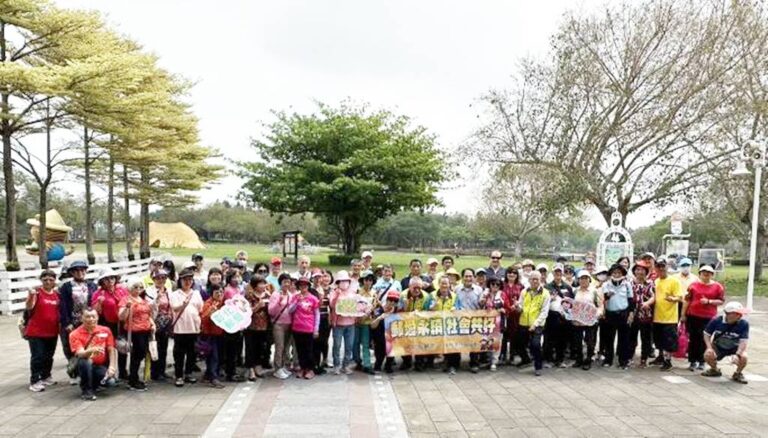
69, 308, 117, 401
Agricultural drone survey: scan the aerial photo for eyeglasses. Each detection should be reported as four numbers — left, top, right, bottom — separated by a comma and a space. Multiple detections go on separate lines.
491, 257, 501, 260
257, 270, 268, 274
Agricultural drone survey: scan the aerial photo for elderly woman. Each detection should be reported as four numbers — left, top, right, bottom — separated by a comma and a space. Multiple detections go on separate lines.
170, 268, 204, 387
682, 264, 725, 371
329, 270, 358, 375
58, 260, 96, 368
25, 270, 61, 392
289, 277, 320, 379
118, 278, 156, 391
571, 271, 604, 370
91, 268, 128, 380
269, 273, 295, 379
148, 269, 173, 381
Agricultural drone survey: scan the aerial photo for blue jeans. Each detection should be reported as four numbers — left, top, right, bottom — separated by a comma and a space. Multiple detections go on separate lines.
353, 325, 371, 368
78, 358, 107, 393
332, 325, 356, 368
203, 336, 222, 381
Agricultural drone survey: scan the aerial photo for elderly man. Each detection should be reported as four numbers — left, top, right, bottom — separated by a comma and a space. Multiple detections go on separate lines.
702, 302, 750, 384
400, 259, 434, 293
425, 258, 439, 281
398, 277, 434, 371
517, 271, 550, 376
455, 269, 483, 373
486, 251, 506, 280
69, 309, 118, 401
293, 255, 312, 280
361, 251, 374, 271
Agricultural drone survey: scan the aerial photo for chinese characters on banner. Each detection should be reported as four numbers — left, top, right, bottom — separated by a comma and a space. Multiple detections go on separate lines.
561, 297, 598, 326
384, 310, 501, 357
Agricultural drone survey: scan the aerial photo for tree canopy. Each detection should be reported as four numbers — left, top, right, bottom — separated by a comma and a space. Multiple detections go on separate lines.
240, 102, 446, 255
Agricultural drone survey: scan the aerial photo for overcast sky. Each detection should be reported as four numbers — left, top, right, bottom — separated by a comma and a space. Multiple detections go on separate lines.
55, 0, 672, 230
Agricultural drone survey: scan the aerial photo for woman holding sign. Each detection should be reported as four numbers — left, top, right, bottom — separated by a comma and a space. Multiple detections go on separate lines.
570, 270, 604, 370
329, 270, 357, 375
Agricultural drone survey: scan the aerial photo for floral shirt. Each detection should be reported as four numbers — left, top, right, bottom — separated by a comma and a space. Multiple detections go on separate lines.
246, 289, 271, 331
632, 281, 655, 323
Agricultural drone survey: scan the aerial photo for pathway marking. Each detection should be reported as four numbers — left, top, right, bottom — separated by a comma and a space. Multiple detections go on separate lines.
370, 375, 408, 438
744, 373, 768, 382
202, 380, 261, 438
662, 376, 691, 384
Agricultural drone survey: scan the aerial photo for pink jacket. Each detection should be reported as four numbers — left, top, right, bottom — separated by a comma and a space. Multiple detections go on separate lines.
268, 290, 293, 325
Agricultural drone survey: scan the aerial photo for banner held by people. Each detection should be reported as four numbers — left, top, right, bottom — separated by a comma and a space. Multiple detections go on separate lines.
384, 310, 500, 357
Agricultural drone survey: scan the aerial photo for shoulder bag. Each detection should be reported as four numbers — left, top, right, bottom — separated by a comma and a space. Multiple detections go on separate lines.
67, 331, 98, 378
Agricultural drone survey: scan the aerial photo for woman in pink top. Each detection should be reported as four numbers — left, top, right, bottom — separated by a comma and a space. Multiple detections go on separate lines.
290, 277, 320, 379
268, 273, 295, 379
329, 270, 357, 375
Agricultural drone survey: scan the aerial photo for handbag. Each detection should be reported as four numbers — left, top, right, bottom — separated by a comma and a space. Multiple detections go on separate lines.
674, 323, 689, 359
148, 333, 159, 361
153, 291, 173, 333
195, 336, 215, 359
116, 304, 133, 355
67, 331, 97, 378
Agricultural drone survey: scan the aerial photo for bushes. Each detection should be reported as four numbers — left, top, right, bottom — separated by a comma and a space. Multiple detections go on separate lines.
328, 255, 355, 266
731, 259, 750, 266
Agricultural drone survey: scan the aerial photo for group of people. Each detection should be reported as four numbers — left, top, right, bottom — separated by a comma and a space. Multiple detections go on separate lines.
20, 249, 751, 402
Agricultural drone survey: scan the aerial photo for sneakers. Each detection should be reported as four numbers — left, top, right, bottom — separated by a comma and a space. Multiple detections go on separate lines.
534, 369, 542, 377
696, 362, 705, 371
650, 356, 665, 366
687, 363, 696, 372
581, 362, 592, 371
175, 378, 185, 387
490, 364, 497, 372
81, 390, 96, 401
184, 375, 197, 384
28, 381, 46, 392
274, 368, 291, 379
638, 360, 647, 369
702, 368, 722, 377
128, 381, 147, 392
209, 379, 225, 389
342, 366, 353, 375
732, 372, 748, 384
448, 367, 456, 375
660, 360, 673, 371
41, 377, 57, 386
333, 367, 342, 376
469, 366, 479, 374
69, 376, 80, 386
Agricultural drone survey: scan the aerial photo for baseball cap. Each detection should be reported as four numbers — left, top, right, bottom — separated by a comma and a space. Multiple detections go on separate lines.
536, 263, 549, 271
386, 290, 401, 301
699, 265, 715, 274
152, 269, 169, 279
521, 259, 535, 268
577, 270, 592, 279
584, 257, 595, 265
553, 263, 564, 272
476, 268, 487, 275
595, 265, 609, 274
678, 258, 692, 267
361, 251, 373, 259
724, 301, 749, 315
270, 257, 282, 266
641, 252, 656, 260
426, 257, 439, 266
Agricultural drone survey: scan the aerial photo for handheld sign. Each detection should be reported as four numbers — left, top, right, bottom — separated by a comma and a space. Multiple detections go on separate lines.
561, 297, 598, 326
335, 295, 372, 317
211, 295, 253, 333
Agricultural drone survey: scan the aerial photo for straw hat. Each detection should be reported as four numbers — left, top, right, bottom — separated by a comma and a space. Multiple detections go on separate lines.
26, 209, 72, 232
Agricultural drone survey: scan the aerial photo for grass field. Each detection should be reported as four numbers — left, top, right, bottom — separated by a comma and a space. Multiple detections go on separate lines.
78, 242, 768, 297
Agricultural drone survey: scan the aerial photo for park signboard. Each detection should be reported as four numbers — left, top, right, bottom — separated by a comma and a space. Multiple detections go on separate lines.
596, 212, 634, 268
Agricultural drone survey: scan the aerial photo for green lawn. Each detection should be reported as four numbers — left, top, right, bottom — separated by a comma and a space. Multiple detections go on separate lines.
85, 242, 767, 298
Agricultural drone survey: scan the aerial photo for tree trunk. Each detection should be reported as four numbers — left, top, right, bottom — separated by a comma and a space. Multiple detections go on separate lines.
1, 22, 17, 266
83, 126, 95, 265
106, 154, 115, 263
123, 166, 134, 261
37, 184, 48, 269
514, 240, 523, 258
140, 201, 150, 259
139, 170, 150, 259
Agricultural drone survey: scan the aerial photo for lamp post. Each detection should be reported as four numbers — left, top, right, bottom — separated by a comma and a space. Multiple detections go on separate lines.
731, 140, 766, 311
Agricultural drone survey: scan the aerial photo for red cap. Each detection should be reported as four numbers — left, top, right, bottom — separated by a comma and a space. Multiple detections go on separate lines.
386, 290, 401, 301
270, 257, 282, 265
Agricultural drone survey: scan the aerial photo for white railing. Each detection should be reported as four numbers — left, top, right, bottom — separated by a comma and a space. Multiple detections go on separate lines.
0, 258, 152, 315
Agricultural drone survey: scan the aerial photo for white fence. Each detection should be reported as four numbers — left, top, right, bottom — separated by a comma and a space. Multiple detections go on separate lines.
0, 258, 151, 315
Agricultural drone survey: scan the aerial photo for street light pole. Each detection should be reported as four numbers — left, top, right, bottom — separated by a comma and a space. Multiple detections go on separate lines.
746, 164, 762, 311
733, 140, 767, 311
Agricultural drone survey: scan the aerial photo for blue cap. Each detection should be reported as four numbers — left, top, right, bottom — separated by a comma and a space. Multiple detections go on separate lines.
679, 258, 692, 267
67, 260, 88, 271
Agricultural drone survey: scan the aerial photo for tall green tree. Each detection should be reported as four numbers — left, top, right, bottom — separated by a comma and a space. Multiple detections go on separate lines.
240, 102, 446, 255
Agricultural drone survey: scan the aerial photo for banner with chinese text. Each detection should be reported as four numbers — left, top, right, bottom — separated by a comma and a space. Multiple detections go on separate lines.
384, 310, 500, 357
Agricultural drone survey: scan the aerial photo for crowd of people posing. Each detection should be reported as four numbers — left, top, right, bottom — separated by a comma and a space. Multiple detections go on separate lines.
20, 249, 751, 402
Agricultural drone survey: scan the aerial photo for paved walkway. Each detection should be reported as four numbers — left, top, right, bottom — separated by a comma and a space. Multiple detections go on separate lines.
2, 299, 768, 437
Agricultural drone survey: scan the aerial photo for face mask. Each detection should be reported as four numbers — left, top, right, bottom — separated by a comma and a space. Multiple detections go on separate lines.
611, 277, 625, 285
681, 267, 691, 275
596, 274, 608, 282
